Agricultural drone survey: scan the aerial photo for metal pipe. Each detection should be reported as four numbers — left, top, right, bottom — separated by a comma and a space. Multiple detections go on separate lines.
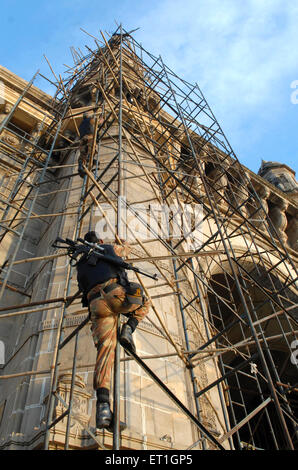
172, 257, 206, 449
113, 23, 124, 451
65, 332, 79, 449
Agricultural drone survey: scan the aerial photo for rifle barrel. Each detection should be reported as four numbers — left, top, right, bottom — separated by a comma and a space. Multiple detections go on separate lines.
54, 237, 158, 280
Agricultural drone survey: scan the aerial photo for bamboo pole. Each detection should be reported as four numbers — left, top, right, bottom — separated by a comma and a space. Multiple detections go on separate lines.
0, 347, 238, 380
1, 211, 77, 224
43, 55, 59, 84
59, 76, 80, 137
0, 303, 86, 320
80, 109, 101, 234
0, 280, 30, 298
11, 252, 66, 266
0, 292, 81, 313
127, 251, 225, 263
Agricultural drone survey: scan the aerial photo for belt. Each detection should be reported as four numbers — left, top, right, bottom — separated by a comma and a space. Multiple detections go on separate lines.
87, 282, 120, 304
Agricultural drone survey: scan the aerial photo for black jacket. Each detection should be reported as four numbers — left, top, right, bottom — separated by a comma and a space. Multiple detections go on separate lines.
76, 244, 127, 307
79, 116, 94, 139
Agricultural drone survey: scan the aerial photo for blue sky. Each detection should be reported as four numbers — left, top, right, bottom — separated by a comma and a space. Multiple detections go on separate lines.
1, 0, 297, 176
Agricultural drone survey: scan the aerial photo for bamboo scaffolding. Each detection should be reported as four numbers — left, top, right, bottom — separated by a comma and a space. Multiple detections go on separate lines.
84, 165, 186, 362
0, 27, 297, 452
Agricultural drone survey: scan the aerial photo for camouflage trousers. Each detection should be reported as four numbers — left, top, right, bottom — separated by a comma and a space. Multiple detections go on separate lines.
88, 278, 150, 391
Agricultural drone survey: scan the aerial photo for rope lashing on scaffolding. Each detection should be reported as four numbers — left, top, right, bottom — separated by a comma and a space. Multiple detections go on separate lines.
250, 362, 258, 375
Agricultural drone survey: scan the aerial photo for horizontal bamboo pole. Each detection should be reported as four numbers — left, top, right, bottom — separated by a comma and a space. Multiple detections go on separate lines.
128, 251, 225, 263
0, 292, 81, 313
151, 291, 180, 300
1, 211, 77, 224
0, 370, 50, 379
11, 252, 66, 266
0, 303, 85, 320
146, 278, 187, 289
0, 348, 236, 379
252, 303, 298, 326
276, 382, 298, 393
0, 280, 30, 298
14, 185, 83, 203
234, 329, 298, 350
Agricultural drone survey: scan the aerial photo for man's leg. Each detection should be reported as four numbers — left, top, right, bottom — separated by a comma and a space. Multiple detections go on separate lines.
89, 298, 117, 429
89, 286, 150, 427
119, 298, 150, 353
92, 315, 118, 391
78, 136, 89, 178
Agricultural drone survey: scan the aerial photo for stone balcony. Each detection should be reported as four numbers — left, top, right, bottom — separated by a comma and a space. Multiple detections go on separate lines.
203, 157, 298, 254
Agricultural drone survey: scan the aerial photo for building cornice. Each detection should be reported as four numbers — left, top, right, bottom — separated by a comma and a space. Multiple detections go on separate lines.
0, 65, 55, 112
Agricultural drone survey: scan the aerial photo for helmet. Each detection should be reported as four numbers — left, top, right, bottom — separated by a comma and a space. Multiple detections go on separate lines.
84, 231, 100, 244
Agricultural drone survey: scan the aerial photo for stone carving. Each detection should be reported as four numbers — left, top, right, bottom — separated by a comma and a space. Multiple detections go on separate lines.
269, 199, 288, 244
2, 130, 20, 149
53, 373, 92, 437
0, 102, 13, 125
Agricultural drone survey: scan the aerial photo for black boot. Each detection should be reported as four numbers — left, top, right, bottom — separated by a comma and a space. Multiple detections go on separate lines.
96, 402, 112, 429
119, 323, 136, 354
95, 387, 127, 432
106, 415, 127, 433
96, 388, 112, 429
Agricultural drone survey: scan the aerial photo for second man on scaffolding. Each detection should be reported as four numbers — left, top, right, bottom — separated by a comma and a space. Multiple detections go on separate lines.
77, 113, 95, 178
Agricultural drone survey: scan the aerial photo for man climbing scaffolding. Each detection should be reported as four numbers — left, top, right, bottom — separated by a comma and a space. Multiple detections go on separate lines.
77, 113, 95, 178
76, 231, 150, 430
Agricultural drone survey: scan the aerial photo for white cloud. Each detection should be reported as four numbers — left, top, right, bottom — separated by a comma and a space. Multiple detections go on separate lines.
135, 0, 298, 124
120, 0, 297, 171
